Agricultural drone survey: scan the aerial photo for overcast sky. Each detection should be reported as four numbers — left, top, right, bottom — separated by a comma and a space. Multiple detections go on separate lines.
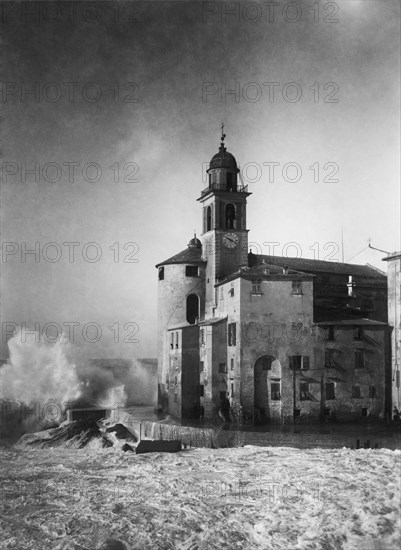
1, 0, 400, 359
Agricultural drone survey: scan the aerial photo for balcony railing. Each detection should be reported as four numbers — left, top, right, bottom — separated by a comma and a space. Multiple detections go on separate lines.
200, 183, 248, 196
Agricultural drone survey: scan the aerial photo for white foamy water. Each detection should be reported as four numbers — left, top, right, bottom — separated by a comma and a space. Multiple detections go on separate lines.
0, 444, 399, 549
0, 330, 81, 409
97, 384, 128, 409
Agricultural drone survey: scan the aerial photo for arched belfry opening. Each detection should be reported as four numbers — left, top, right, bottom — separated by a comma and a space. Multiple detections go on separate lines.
186, 294, 199, 325
254, 355, 282, 424
226, 171, 236, 192
206, 206, 212, 231
225, 203, 235, 229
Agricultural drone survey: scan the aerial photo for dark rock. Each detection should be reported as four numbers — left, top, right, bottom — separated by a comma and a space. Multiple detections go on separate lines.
99, 539, 127, 550
136, 439, 182, 454
18, 419, 111, 449
101, 436, 114, 448
121, 443, 134, 452
106, 423, 137, 442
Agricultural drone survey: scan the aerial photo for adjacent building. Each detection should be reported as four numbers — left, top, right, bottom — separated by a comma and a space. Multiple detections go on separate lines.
383, 252, 401, 412
156, 135, 390, 423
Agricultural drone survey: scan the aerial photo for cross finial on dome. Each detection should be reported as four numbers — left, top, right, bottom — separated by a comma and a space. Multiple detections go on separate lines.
220, 122, 226, 147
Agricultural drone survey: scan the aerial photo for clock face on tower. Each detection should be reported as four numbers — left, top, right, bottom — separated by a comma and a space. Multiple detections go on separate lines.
223, 233, 239, 248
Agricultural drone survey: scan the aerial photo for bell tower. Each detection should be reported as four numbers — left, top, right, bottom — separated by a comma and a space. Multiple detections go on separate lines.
197, 126, 251, 317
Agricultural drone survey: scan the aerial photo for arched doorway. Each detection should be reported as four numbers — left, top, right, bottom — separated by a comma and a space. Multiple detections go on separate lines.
254, 355, 282, 424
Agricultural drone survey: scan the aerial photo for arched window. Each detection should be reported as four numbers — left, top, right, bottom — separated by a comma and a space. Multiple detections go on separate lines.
186, 294, 199, 325
227, 172, 234, 191
225, 203, 235, 229
206, 206, 212, 231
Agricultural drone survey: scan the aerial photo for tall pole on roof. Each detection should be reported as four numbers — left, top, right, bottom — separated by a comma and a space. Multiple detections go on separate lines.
341, 227, 344, 263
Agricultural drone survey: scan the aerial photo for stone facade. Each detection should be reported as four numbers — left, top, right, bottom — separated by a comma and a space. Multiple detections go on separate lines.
383, 252, 401, 412
156, 136, 390, 423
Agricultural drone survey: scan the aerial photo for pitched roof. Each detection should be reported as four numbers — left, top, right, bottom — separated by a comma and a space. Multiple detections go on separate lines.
156, 246, 204, 268
243, 262, 314, 279
215, 261, 314, 286
252, 254, 386, 279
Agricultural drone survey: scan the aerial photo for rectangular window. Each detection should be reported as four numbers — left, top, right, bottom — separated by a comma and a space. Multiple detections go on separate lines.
362, 408, 368, 417
219, 362, 226, 373
230, 358, 234, 370
185, 265, 198, 277
355, 350, 365, 369
292, 281, 302, 295
271, 382, 281, 401
369, 385, 376, 398
352, 385, 361, 398
290, 356, 310, 369
228, 323, 236, 346
325, 350, 335, 368
200, 329, 205, 346
229, 284, 235, 297
325, 382, 335, 400
199, 384, 204, 397
354, 326, 363, 341
231, 383, 234, 396
251, 280, 262, 295
325, 326, 335, 341
175, 332, 179, 348
300, 382, 309, 400
200, 361, 204, 372
289, 355, 302, 370
170, 332, 174, 349
158, 267, 164, 280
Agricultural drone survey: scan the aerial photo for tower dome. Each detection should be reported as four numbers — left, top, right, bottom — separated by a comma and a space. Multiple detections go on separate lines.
188, 233, 202, 248
209, 143, 239, 172
206, 124, 239, 192
209, 124, 239, 172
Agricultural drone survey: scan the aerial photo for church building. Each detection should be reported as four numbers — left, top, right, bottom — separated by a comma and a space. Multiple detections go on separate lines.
156, 133, 390, 424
